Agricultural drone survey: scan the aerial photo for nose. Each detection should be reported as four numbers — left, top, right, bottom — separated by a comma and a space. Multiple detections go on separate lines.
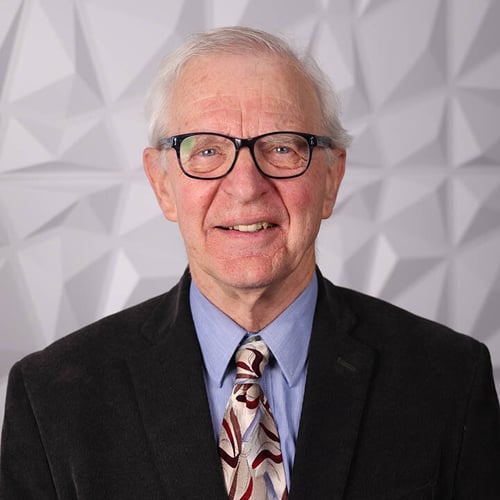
220, 147, 270, 201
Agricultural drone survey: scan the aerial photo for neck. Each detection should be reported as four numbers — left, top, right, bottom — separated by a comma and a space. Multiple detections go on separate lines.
191, 266, 316, 332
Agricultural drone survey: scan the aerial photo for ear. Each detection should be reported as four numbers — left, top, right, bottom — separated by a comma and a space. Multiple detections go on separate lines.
322, 149, 346, 219
143, 147, 178, 222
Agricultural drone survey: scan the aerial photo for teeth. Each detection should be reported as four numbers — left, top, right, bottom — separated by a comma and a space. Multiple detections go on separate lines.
226, 222, 274, 232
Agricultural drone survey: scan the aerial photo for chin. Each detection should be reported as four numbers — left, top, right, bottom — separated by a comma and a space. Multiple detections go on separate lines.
214, 257, 289, 291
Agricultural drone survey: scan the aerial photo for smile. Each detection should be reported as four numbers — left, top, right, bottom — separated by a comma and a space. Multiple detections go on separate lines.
220, 222, 276, 233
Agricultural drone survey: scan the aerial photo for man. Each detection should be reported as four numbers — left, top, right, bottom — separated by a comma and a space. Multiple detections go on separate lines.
1, 26, 499, 499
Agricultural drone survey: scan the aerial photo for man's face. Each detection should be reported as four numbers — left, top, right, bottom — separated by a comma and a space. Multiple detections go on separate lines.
145, 52, 345, 301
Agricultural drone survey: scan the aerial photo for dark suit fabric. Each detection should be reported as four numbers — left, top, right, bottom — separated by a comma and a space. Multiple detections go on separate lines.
1, 270, 499, 499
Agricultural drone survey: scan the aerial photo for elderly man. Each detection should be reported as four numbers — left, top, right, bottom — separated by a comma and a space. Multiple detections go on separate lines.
1, 27, 499, 500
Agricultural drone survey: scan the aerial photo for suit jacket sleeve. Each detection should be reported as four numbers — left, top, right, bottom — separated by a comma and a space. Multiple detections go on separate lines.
0, 362, 58, 499
453, 342, 500, 498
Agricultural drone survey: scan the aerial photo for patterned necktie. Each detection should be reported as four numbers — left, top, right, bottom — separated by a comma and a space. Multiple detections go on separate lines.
219, 336, 288, 500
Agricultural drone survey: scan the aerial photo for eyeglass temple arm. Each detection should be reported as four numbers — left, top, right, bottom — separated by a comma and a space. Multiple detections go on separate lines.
315, 136, 334, 148
158, 137, 175, 149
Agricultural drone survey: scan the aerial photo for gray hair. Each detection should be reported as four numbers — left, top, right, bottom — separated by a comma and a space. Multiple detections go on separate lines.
145, 26, 352, 150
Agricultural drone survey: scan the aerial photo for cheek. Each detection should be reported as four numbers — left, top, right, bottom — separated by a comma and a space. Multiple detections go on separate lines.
292, 172, 327, 212
173, 182, 217, 233
290, 169, 335, 240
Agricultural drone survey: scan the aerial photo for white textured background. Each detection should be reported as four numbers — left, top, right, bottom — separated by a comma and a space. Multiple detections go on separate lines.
1, 0, 499, 426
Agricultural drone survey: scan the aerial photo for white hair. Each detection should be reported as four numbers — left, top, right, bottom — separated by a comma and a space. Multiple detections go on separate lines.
145, 26, 352, 150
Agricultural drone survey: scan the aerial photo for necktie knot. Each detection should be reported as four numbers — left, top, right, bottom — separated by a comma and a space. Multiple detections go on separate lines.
235, 337, 270, 383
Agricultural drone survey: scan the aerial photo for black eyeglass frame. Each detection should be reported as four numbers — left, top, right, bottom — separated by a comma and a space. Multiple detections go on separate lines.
157, 131, 334, 180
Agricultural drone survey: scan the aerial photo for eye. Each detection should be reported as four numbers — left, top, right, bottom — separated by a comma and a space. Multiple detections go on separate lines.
274, 146, 291, 154
199, 148, 217, 157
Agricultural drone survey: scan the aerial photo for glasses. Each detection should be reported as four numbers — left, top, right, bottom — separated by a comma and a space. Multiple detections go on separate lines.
158, 131, 333, 180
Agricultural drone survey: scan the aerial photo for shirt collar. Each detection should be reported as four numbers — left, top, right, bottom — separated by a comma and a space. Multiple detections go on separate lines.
190, 275, 317, 388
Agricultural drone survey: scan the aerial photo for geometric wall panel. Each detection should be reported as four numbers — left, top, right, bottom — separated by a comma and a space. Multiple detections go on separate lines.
1, 0, 500, 423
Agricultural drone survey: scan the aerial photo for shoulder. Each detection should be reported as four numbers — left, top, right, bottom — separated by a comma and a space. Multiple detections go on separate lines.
12, 294, 162, 380
11, 270, 192, 391
318, 274, 488, 373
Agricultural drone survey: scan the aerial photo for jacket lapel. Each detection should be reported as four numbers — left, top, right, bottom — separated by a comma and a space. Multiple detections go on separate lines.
126, 272, 227, 498
290, 274, 376, 499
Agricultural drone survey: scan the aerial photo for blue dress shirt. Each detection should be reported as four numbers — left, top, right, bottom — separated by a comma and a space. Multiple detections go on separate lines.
190, 275, 317, 487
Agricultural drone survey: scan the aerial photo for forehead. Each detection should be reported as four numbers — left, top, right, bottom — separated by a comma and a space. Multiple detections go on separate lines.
167, 52, 322, 134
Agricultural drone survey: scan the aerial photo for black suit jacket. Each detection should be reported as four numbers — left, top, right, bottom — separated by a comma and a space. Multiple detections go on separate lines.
1, 270, 499, 499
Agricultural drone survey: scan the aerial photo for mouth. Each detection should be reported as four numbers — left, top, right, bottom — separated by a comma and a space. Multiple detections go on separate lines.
218, 222, 276, 233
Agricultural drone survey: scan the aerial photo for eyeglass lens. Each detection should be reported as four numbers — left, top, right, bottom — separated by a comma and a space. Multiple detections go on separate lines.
178, 133, 310, 178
